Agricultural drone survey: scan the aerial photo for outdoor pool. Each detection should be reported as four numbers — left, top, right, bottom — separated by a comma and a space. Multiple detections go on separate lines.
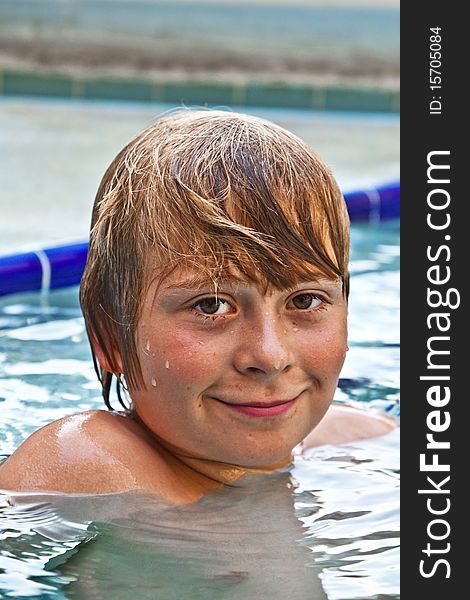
0, 97, 399, 599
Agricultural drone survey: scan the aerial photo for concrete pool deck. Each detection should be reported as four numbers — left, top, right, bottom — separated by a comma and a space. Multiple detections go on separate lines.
0, 96, 399, 254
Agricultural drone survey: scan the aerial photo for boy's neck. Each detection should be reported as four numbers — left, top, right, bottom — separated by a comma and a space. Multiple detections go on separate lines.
169, 451, 293, 487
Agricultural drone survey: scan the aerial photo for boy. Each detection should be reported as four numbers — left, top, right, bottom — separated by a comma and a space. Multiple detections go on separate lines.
0, 109, 395, 503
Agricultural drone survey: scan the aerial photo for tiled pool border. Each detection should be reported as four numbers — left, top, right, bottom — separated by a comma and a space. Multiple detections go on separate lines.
0, 70, 400, 112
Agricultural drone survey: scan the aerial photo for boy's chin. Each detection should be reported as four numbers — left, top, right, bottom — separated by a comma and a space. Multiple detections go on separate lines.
219, 426, 312, 469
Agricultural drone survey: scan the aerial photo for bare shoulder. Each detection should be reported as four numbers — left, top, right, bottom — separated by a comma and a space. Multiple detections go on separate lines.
303, 403, 397, 449
0, 410, 171, 495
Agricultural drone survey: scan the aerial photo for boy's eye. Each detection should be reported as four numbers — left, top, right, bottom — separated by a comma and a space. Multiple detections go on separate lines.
193, 297, 232, 315
288, 293, 322, 310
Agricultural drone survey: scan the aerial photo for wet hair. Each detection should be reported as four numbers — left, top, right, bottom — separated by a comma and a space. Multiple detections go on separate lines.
79, 109, 350, 409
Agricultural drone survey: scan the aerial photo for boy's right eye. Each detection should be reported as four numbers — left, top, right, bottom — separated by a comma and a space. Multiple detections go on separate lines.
192, 297, 233, 316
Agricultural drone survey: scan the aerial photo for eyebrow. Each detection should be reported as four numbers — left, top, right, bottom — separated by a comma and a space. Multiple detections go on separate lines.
161, 276, 238, 292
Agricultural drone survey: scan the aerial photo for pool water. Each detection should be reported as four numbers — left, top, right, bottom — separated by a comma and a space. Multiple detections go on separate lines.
0, 435, 399, 600
0, 99, 399, 599
0, 221, 399, 599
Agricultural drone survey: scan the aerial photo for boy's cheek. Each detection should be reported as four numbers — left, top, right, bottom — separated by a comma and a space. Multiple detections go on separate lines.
298, 324, 348, 371
138, 329, 228, 383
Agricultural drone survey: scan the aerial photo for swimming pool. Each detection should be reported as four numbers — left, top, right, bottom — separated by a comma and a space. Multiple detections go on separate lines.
0, 99, 399, 599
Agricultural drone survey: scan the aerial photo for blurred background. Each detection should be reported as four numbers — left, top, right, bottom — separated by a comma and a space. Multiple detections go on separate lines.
0, 0, 399, 89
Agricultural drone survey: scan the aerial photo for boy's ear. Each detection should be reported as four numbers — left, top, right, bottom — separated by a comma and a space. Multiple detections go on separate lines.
89, 330, 123, 374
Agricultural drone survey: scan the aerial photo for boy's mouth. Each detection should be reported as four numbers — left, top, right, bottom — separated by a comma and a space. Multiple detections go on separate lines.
213, 394, 301, 418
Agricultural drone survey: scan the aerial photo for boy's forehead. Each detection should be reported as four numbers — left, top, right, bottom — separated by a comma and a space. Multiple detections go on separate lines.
156, 263, 339, 294
163, 274, 223, 291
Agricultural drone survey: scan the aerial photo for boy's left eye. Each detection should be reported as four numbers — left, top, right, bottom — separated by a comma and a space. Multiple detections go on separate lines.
288, 293, 322, 310
193, 297, 232, 315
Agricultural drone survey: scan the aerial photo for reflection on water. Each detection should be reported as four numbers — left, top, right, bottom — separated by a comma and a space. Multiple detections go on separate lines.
1, 431, 399, 600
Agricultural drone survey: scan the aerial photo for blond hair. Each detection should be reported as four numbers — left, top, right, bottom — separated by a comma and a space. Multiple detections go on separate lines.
79, 109, 350, 407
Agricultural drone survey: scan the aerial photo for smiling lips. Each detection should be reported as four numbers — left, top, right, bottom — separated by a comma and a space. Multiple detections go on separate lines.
215, 395, 301, 417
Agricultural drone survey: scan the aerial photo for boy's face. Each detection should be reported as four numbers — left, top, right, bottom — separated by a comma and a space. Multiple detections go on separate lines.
130, 265, 348, 468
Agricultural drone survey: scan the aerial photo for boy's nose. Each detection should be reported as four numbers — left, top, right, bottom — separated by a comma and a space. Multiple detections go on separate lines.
232, 315, 294, 377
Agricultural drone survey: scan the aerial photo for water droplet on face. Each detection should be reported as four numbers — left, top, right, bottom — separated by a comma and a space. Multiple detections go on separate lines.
165, 360, 170, 369
293, 327, 299, 332
151, 377, 157, 387
146, 340, 151, 352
